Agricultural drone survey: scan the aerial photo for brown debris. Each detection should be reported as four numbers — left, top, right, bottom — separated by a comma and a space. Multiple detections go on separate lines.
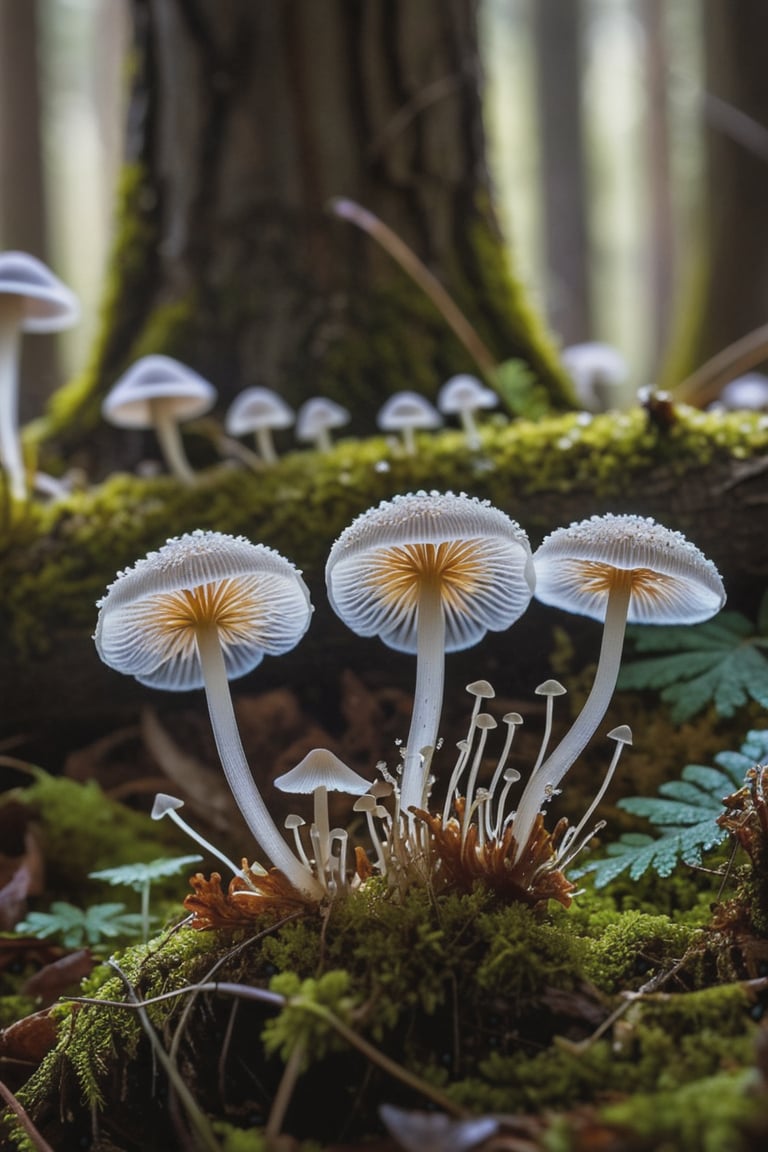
412, 801, 575, 907
184, 862, 318, 929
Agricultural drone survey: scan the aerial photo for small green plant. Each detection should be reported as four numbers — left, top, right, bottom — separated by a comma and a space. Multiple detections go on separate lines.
89, 855, 202, 940
15, 901, 145, 948
575, 729, 768, 887
617, 590, 768, 722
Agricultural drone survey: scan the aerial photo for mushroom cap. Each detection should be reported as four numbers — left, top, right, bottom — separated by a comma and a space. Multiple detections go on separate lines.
325, 490, 535, 653
0, 250, 80, 332
273, 748, 372, 795
533, 514, 726, 625
295, 397, 350, 441
561, 342, 628, 408
377, 391, 441, 432
225, 387, 295, 436
103, 355, 217, 428
94, 530, 313, 690
718, 373, 768, 411
437, 375, 498, 414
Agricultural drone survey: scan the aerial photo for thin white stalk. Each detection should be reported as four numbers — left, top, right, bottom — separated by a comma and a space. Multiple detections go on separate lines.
151, 400, 196, 484
460, 409, 481, 451
493, 769, 521, 839
164, 806, 252, 881
195, 625, 322, 899
0, 299, 25, 501
399, 586, 446, 819
556, 732, 630, 870
529, 683, 565, 780
461, 717, 495, 845
512, 581, 632, 863
486, 716, 522, 836
401, 425, 417, 457
329, 828, 349, 890
313, 785, 331, 875
255, 425, 278, 463
314, 427, 333, 453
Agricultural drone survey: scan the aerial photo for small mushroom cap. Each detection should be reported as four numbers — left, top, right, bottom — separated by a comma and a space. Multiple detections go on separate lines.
377, 391, 442, 432
225, 387, 295, 436
103, 355, 216, 428
326, 490, 535, 653
151, 792, 184, 819
94, 530, 313, 690
273, 748, 372, 795
295, 397, 350, 441
437, 375, 498, 414
718, 373, 768, 411
0, 251, 80, 332
533, 514, 726, 625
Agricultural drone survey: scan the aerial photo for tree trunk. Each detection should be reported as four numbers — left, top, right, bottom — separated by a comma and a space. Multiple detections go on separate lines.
665, 0, 768, 390
41, 0, 573, 475
0, 0, 58, 420
532, 0, 591, 345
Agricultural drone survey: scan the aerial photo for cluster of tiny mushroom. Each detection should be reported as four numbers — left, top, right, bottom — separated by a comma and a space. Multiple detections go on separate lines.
94, 490, 726, 920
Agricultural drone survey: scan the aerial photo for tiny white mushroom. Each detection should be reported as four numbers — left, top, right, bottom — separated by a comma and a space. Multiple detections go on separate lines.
273, 748, 372, 887
95, 531, 319, 898
225, 386, 295, 464
377, 391, 441, 456
561, 342, 629, 411
437, 374, 498, 450
102, 354, 217, 485
0, 251, 79, 500
295, 397, 350, 452
150, 792, 261, 882
718, 373, 768, 412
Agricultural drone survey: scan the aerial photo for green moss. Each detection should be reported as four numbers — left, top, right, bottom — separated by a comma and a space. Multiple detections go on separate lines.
3, 405, 766, 663
1, 770, 184, 895
600, 1070, 765, 1152
581, 910, 697, 992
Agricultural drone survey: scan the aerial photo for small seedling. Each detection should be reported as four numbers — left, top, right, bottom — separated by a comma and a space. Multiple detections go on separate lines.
89, 855, 201, 940
16, 901, 144, 949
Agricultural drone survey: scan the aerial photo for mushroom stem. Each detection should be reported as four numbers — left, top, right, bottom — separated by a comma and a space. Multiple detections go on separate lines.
313, 785, 332, 876
0, 297, 25, 500
400, 585, 446, 819
254, 425, 278, 464
150, 399, 196, 485
195, 625, 322, 898
512, 578, 632, 862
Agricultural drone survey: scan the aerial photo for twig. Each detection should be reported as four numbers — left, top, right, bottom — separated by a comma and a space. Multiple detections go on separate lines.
0, 1077, 56, 1152
675, 321, 768, 406
328, 197, 498, 378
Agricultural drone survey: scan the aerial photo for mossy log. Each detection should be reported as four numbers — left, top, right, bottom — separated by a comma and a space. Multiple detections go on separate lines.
2, 405, 767, 747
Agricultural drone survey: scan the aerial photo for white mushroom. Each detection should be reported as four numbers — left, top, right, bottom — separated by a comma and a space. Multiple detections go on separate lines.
511, 514, 725, 860
94, 530, 320, 899
561, 342, 629, 411
225, 386, 295, 464
437, 374, 498, 450
295, 397, 350, 452
377, 391, 442, 456
102, 354, 216, 485
0, 251, 79, 500
325, 491, 535, 820
274, 748, 372, 888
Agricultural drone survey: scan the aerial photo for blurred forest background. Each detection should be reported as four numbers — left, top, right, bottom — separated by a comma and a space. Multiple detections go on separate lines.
0, 0, 765, 419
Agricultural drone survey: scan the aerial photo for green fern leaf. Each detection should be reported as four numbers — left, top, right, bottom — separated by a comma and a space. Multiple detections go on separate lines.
617, 607, 768, 721
574, 729, 768, 887
89, 855, 202, 890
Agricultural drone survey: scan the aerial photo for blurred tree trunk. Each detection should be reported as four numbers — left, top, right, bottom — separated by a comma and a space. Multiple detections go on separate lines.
667, 0, 768, 395
0, 0, 58, 419
43, 0, 573, 473
640, 0, 673, 377
532, 0, 590, 345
